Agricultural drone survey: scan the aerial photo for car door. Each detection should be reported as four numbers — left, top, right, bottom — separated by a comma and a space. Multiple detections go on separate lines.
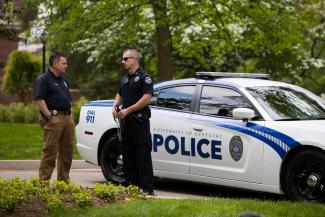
150, 85, 196, 174
189, 85, 264, 183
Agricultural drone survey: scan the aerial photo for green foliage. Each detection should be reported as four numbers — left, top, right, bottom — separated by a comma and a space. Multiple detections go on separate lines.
72, 96, 88, 124
94, 182, 143, 202
46, 193, 65, 210
73, 191, 92, 208
2, 51, 41, 103
0, 177, 36, 212
0, 103, 39, 123
0, 177, 143, 214
94, 182, 117, 201
0, 100, 87, 124
30, 0, 325, 98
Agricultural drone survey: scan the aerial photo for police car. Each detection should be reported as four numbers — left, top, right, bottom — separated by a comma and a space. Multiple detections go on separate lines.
76, 72, 325, 202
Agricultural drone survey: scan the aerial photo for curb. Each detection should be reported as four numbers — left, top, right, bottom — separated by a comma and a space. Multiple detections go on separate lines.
0, 160, 100, 170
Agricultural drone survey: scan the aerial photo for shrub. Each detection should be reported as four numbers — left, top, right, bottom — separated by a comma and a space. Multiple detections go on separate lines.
0, 103, 39, 123
72, 96, 88, 124
0, 177, 36, 212
94, 182, 116, 201
46, 194, 64, 210
73, 191, 92, 208
2, 50, 41, 103
0, 177, 143, 213
0, 97, 87, 124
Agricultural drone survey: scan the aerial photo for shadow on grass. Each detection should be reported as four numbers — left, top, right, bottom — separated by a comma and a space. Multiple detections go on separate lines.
154, 178, 286, 201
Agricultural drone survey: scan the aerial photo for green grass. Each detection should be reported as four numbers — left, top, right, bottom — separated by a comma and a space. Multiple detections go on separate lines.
50, 198, 325, 217
0, 122, 81, 159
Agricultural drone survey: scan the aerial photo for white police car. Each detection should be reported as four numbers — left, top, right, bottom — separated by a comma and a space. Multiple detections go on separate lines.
76, 72, 325, 202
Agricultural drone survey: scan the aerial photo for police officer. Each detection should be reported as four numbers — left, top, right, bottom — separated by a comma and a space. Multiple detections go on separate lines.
112, 49, 154, 194
34, 52, 74, 183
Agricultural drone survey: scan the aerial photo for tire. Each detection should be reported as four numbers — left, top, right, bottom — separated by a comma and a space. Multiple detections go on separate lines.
284, 150, 325, 202
100, 134, 125, 184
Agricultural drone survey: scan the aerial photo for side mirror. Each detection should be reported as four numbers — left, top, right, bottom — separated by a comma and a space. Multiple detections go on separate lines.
233, 108, 255, 121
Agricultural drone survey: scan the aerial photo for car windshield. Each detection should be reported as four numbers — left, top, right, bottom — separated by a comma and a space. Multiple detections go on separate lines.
247, 86, 325, 120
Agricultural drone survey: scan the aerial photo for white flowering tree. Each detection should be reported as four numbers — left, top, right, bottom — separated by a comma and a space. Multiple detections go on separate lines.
29, 0, 325, 98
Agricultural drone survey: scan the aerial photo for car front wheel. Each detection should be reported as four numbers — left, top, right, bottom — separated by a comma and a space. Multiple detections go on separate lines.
284, 150, 325, 202
100, 134, 125, 184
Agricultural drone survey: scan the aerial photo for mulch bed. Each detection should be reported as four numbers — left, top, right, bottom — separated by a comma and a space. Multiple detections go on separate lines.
0, 193, 114, 217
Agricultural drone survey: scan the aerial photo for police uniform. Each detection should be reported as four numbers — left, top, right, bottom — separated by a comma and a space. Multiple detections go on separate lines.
119, 67, 154, 193
34, 70, 74, 182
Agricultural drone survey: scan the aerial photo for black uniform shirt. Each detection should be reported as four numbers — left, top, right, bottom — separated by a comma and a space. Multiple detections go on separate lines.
119, 67, 153, 110
34, 70, 72, 111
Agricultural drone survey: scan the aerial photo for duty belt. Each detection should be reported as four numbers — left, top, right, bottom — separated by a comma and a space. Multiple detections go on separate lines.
51, 110, 71, 116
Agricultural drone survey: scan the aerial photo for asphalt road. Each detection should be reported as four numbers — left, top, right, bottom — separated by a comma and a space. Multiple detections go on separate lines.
0, 167, 286, 201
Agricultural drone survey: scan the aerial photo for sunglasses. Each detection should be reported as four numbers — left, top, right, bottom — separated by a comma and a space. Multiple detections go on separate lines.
122, 57, 134, 62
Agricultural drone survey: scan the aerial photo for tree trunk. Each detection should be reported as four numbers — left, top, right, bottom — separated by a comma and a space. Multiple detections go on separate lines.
151, 0, 173, 81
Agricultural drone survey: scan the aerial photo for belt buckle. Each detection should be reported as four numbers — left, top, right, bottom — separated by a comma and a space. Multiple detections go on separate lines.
52, 110, 58, 116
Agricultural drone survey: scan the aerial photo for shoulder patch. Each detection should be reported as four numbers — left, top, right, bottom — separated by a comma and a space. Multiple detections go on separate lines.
145, 76, 152, 84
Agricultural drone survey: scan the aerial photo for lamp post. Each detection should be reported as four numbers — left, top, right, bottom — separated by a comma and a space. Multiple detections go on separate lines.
40, 31, 47, 73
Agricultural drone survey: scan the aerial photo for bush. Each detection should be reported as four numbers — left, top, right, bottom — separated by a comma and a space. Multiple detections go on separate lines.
0, 177, 144, 214
0, 103, 39, 123
2, 50, 41, 103
72, 96, 88, 124
0, 97, 88, 124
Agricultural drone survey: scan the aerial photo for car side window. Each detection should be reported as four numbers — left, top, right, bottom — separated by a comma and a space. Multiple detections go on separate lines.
199, 86, 252, 117
156, 86, 196, 111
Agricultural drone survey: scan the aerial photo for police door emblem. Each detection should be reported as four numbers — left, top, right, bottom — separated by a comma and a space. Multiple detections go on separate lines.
229, 136, 243, 161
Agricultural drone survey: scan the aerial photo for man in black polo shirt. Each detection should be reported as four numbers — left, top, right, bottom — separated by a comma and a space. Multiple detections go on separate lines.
34, 52, 74, 182
112, 49, 154, 194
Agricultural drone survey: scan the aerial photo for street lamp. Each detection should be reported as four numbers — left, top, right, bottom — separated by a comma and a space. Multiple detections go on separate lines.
40, 31, 47, 73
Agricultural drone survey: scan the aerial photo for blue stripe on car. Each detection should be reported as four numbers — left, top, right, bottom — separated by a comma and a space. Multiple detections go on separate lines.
83, 101, 114, 107
192, 118, 300, 159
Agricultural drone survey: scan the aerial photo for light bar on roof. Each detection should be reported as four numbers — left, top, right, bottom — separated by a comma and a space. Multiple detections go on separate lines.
196, 72, 270, 79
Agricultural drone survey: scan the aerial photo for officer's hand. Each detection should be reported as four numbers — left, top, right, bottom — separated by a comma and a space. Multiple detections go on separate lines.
117, 109, 129, 119
112, 107, 118, 117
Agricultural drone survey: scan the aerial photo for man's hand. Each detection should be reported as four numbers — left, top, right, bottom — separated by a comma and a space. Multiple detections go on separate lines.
117, 108, 130, 119
112, 106, 118, 118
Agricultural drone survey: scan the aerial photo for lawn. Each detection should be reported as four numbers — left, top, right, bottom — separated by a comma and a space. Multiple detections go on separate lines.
51, 198, 325, 217
0, 122, 81, 159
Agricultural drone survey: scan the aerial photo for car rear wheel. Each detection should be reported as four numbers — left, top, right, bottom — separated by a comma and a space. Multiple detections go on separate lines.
100, 134, 125, 184
284, 150, 325, 202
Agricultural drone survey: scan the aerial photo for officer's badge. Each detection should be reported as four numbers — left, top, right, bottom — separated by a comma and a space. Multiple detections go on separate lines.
135, 76, 140, 82
52, 110, 58, 116
145, 77, 152, 84
124, 77, 129, 84
229, 135, 243, 161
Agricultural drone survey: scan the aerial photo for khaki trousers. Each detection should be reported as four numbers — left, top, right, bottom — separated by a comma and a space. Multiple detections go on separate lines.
38, 114, 74, 182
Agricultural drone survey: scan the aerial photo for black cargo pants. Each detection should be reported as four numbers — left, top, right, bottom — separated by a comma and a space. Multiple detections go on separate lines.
121, 117, 154, 192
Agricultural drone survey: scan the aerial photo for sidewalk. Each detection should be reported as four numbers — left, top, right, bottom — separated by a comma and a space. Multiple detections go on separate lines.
0, 160, 100, 170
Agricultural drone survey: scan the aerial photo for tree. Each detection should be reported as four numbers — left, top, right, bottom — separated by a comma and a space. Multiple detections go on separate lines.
0, 0, 37, 40
2, 50, 41, 103
29, 0, 325, 99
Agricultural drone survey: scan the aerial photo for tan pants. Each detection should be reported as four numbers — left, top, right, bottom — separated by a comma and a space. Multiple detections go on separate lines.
38, 114, 74, 182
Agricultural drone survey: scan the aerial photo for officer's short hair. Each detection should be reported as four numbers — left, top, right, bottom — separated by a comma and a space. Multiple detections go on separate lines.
49, 52, 66, 66
123, 49, 142, 61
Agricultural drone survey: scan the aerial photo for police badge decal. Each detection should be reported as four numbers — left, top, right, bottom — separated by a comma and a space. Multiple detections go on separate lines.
229, 135, 243, 161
